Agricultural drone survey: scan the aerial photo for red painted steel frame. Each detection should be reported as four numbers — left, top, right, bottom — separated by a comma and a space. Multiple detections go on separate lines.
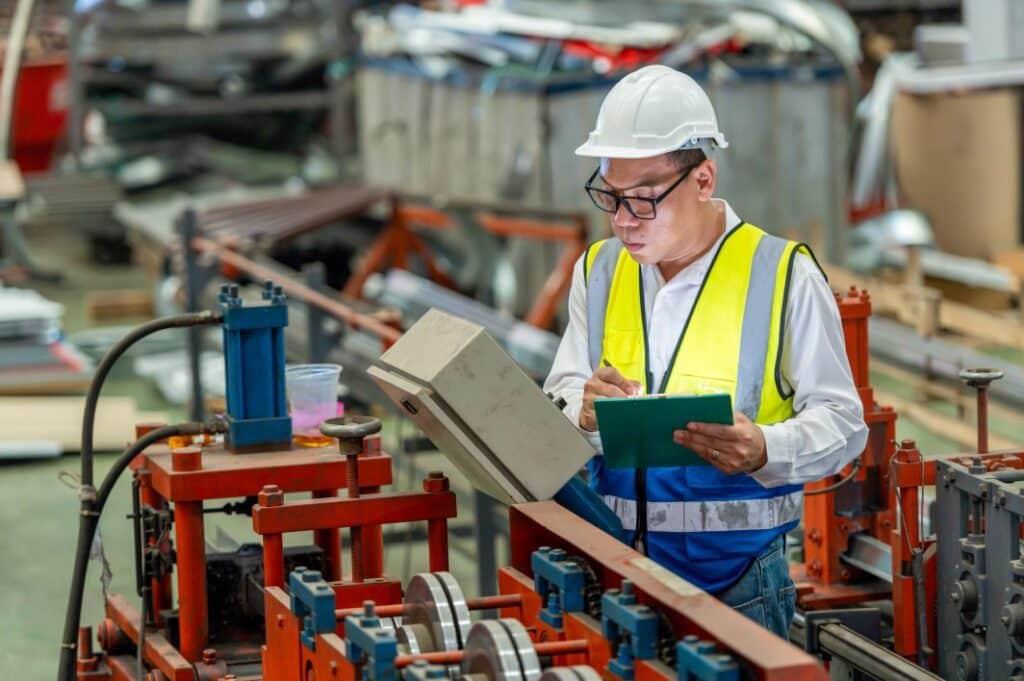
506, 501, 829, 681
82, 434, 393, 680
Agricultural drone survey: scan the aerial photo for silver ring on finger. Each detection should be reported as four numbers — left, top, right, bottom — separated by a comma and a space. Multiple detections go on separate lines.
711, 448, 721, 461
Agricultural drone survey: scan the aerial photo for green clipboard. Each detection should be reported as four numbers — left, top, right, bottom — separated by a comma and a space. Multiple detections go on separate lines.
594, 393, 733, 469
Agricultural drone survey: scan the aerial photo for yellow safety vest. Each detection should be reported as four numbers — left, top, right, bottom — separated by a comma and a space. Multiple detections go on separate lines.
582, 222, 821, 592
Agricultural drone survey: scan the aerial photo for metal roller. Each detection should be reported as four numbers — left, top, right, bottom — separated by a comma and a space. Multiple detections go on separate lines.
402, 572, 466, 653
538, 667, 602, 681
461, 619, 542, 681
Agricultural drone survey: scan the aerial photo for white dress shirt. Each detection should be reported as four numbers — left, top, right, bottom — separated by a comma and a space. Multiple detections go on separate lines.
543, 199, 868, 488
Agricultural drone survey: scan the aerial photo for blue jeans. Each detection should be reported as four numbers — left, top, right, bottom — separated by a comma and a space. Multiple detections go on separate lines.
714, 536, 796, 638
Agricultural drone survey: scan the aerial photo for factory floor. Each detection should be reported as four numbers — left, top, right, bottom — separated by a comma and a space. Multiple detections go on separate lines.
0, 222, 1018, 680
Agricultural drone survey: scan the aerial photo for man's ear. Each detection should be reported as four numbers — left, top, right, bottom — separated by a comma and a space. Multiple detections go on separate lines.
695, 160, 717, 202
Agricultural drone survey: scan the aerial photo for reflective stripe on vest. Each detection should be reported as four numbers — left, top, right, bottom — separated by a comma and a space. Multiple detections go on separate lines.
603, 491, 804, 533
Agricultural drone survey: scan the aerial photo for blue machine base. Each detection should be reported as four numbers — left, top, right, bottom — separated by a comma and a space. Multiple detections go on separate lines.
227, 415, 293, 451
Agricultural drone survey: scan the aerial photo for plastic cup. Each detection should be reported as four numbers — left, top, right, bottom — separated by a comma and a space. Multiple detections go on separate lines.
285, 364, 342, 439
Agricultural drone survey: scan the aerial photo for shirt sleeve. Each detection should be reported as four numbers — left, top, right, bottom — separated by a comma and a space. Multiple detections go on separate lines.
751, 254, 869, 488
543, 255, 604, 452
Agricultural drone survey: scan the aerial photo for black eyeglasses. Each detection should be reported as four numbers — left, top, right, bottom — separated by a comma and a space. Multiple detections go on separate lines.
584, 164, 698, 220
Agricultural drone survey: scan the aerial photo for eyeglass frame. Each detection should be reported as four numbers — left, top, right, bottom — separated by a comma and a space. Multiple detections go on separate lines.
584, 163, 700, 220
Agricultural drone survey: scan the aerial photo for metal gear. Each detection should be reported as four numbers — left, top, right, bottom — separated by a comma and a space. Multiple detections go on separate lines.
565, 556, 603, 618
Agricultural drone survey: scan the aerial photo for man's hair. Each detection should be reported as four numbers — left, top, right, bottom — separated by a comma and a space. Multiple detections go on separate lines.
668, 148, 707, 170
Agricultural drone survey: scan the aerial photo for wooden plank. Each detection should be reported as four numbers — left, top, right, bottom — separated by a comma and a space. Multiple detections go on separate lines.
826, 263, 1024, 351
85, 289, 155, 323
872, 357, 1022, 425
0, 396, 168, 452
874, 389, 1017, 452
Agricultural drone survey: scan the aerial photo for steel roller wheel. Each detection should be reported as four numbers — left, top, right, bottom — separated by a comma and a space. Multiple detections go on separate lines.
461, 619, 541, 681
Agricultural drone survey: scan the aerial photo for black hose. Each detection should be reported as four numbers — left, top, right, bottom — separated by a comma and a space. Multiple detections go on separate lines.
58, 420, 226, 681
805, 457, 863, 496
79, 311, 221, 491
60, 312, 223, 681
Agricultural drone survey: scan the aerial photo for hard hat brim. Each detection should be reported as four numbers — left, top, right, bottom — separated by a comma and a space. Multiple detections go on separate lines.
575, 138, 728, 159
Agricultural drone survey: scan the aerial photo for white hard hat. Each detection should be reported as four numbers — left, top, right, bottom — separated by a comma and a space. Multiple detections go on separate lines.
575, 65, 728, 159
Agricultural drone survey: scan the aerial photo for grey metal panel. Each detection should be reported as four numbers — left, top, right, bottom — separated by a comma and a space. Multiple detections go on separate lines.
369, 308, 595, 505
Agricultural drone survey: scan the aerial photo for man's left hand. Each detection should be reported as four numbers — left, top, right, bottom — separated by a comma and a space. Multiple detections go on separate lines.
673, 412, 767, 475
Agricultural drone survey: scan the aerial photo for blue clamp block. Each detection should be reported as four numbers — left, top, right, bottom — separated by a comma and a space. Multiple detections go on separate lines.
345, 602, 398, 681
676, 636, 740, 681
532, 546, 586, 628
220, 280, 292, 450
289, 567, 336, 651
601, 580, 659, 681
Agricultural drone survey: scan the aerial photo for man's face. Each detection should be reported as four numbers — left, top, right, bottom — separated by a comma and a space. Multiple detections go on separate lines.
597, 154, 707, 265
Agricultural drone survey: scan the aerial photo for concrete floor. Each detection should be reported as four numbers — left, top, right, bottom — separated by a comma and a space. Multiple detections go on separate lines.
0, 219, 1017, 680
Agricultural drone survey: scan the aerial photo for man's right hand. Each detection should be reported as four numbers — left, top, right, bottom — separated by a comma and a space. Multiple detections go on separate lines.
579, 366, 643, 432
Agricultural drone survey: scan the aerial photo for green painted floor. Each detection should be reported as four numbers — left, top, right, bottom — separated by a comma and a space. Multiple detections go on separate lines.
0, 222, 1019, 680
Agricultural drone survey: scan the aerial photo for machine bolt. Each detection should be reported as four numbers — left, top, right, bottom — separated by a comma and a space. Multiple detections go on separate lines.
363, 601, 376, 617
423, 472, 449, 493
840, 568, 851, 581
715, 655, 733, 665
637, 606, 652, 614
950, 591, 961, 604
538, 546, 551, 554
683, 635, 698, 645
258, 484, 284, 507
277, 614, 285, 628
171, 445, 202, 472
550, 549, 566, 562
202, 648, 217, 665
621, 580, 634, 596
900, 439, 918, 450
302, 570, 322, 583
808, 528, 822, 545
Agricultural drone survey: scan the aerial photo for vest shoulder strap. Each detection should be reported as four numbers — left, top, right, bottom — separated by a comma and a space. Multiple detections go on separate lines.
584, 238, 624, 372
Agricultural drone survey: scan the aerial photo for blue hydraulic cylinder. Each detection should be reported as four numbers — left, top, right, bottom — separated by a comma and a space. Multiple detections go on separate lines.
219, 280, 292, 450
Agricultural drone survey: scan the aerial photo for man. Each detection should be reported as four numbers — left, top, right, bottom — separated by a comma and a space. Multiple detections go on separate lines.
543, 65, 868, 637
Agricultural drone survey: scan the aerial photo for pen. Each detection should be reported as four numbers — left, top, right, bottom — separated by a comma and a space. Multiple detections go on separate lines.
602, 359, 646, 397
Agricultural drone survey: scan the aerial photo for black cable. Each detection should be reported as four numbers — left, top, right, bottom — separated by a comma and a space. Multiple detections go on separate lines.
805, 457, 863, 496
58, 421, 225, 681
79, 311, 222, 491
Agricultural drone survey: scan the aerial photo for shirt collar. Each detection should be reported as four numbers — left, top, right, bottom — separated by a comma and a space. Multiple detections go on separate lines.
645, 198, 743, 287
